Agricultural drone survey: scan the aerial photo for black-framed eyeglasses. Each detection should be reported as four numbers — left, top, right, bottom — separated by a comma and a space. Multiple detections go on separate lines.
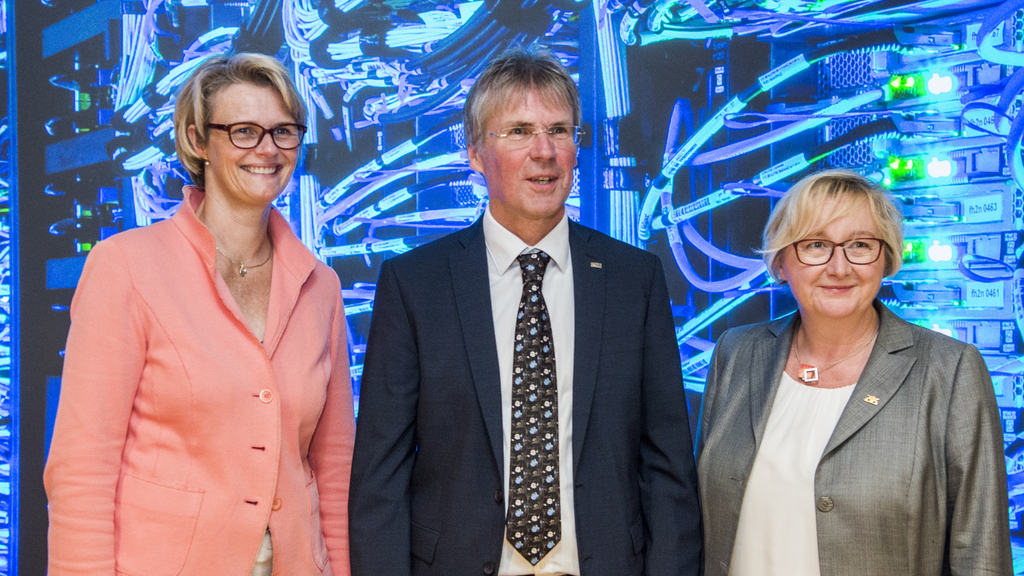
207, 122, 307, 150
488, 124, 583, 148
793, 237, 885, 266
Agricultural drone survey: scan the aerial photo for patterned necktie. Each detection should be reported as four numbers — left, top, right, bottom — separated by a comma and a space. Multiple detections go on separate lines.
506, 250, 560, 566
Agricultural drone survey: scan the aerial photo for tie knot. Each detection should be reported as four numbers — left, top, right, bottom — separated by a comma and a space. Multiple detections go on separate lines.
516, 251, 551, 285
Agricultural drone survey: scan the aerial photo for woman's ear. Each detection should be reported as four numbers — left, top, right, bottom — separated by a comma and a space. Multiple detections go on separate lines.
774, 254, 787, 285
188, 124, 205, 159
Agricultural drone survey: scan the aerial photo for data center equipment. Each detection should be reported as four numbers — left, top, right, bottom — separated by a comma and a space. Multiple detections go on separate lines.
14, 0, 1024, 571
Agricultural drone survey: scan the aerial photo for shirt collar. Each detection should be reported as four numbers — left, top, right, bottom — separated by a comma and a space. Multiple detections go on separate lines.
483, 207, 570, 276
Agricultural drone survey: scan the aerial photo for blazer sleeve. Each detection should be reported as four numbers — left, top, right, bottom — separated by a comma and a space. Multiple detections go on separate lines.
695, 328, 730, 463
348, 260, 419, 576
945, 345, 1013, 575
308, 280, 357, 576
43, 241, 148, 575
639, 257, 703, 576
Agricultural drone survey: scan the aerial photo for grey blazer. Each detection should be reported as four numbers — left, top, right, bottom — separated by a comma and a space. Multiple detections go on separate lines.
696, 301, 1012, 576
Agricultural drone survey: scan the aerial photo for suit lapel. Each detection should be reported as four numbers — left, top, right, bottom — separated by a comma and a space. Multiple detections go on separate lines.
450, 220, 506, 476
568, 222, 604, 469
822, 303, 916, 457
750, 315, 795, 451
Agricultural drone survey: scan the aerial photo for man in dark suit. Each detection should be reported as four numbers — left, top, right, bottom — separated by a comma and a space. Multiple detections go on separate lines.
348, 48, 702, 576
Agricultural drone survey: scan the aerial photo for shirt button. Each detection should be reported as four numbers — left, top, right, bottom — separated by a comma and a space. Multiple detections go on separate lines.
271, 497, 282, 511
493, 489, 503, 505
259, 389, 273, 403
483, 561, 495, 575
817, 496, 834, 512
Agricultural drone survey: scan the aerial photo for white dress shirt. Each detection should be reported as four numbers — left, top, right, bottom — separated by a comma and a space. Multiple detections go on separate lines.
729, 372, 855, 576
484, 208, 580, 576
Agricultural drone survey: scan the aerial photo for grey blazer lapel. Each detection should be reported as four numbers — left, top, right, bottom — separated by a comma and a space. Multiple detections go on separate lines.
751, 315, 796, 450
569, 222, 604, 470
823, 303, 916, 457
450, 220, 505, 477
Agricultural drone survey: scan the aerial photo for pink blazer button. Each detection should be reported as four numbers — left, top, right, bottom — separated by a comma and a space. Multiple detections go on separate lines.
272, 497, 282, 511
259, 389, 273, 403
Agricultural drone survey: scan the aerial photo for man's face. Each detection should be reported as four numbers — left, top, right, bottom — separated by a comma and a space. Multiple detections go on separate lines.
468, 89, 577, 243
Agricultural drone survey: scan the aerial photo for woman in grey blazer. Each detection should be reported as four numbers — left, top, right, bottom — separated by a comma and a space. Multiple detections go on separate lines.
696, 169, 1012, 576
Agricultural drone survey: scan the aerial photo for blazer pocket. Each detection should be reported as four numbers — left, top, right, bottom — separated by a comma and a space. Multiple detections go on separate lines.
628, 514, 646, 555
307, 473, 330, 570
410, 520, 440, 564
115, 474, 203, 576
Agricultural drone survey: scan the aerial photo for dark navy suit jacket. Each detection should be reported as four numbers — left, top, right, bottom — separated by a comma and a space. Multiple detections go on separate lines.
349, 218, 702, 576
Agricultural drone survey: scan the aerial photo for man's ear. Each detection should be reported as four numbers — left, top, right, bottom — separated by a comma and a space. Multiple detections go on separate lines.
468, 145, 484, 174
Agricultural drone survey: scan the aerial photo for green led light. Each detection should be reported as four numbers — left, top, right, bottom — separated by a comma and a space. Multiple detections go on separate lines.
885, 73, 927, 101
902, 239, 927, 264
887, 155, 925, 182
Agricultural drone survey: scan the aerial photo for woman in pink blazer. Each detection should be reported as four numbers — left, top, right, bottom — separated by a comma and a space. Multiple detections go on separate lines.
44, 53, 355, 575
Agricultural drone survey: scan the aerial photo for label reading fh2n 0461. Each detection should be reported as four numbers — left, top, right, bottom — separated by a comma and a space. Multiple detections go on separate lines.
964, 281, 1004, 308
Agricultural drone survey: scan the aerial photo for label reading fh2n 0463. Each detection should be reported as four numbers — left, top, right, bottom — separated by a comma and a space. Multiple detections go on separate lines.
963, 193, 1002, 223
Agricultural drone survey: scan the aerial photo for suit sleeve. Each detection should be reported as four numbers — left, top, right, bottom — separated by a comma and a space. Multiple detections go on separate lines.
43, 241, 147, 575
348, 260, 419, 576
945, 345, 1013, 575
309, 278, 357, 576
639, 257, 703, 576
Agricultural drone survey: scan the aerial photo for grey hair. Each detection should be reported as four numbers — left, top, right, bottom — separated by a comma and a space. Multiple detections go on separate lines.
463, 47, 581, 149
761, 169, 904, 283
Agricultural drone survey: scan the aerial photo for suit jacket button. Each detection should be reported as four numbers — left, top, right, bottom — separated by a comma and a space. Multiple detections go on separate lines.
483, 561, 495, 575
494, 489, 503, 505
816, 496, 834, 512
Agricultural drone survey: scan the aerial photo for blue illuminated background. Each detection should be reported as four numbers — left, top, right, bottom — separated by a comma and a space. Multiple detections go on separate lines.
10, 0, 1024, 572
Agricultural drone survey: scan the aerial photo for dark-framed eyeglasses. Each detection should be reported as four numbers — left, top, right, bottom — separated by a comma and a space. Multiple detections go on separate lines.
488, 124, 583, 148
793, 237, 885, 266
207, 122, 307, 150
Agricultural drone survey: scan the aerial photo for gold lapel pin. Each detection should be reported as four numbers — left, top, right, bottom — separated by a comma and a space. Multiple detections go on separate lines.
590, 262, 602, 268
864, 395, 879, 406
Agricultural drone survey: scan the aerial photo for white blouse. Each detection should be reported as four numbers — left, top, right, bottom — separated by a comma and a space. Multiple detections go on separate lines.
728, 371, 854, 576
250, 529, 272, 576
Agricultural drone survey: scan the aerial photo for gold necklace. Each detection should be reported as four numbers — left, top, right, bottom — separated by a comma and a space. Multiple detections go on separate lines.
793, 323, 878, 384
215, 239, 273, 277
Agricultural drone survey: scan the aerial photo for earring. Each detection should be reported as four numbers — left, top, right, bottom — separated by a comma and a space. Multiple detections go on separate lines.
203, 158, 210, 166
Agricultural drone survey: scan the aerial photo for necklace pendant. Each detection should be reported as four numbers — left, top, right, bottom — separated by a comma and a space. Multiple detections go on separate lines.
238, 263, 247, 277
799, 364, 819, 383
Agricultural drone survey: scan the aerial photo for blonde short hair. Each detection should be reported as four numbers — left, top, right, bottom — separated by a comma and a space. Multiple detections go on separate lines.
463, 47, 581, 149
174, 53, 307, 188
761, 169, 904, 283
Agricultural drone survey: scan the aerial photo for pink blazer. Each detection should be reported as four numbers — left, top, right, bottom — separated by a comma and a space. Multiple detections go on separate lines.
44, 187, 355, 576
